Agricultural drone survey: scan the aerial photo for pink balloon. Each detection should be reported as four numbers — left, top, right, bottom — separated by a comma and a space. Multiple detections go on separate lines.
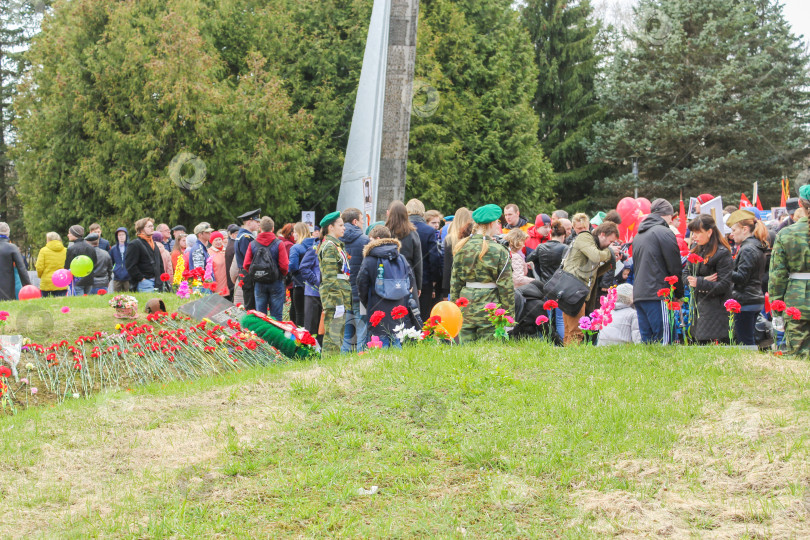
51, 269, 73, 288
636, 197, 651, 214
19, 285, 42, 301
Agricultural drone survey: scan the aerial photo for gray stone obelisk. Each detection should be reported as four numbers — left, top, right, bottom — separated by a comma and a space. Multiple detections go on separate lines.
376, 0, 419, 221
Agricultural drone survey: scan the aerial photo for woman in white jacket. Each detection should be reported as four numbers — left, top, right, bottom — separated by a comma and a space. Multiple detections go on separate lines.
597, 283, 642, 345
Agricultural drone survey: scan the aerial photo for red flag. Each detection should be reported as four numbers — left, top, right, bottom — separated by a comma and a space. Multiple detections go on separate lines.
740, 193, 752, 208
781, 177, 787, 207
755, 196, 763, 211
678, 194, 687, 236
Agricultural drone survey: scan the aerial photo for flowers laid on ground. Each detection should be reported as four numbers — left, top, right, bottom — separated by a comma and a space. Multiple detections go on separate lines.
109, 295, 138, 310
535, 315, 549, 325
422, 315, 451, 341
61, 306, 70, 313
176, 281, 191, 299
391, 306, 409, 320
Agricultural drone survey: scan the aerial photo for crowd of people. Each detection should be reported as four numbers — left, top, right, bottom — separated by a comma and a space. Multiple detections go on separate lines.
1, 186, 809, 355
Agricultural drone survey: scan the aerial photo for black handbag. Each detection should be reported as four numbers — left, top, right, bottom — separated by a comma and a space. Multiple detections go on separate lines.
543, 267, 590, 317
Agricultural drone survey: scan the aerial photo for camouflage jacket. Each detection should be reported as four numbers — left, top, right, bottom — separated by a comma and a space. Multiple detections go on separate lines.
317, 235, 352, 310
769, 217, 810, 315
450, 234, 515, 314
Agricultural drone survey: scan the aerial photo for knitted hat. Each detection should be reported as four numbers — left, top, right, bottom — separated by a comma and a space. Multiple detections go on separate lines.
616, 283, 634, 306
697, 193, 714, 204
69, 225, 85, 238
209, 231, 224, 243
650, 198, 674, 216
800, 185, 810, 202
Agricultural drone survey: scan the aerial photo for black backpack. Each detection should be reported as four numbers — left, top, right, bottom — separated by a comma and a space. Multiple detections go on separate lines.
249, 239, 281, 284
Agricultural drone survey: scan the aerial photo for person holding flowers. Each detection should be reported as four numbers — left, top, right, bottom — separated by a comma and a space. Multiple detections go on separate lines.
726, 208, 769, 346
769, 184, 810, 355
683, 214, 733, 343
450, 204, 514, 343
356, 225, 418, 348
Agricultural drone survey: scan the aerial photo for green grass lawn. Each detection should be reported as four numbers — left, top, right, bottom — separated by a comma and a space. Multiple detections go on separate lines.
1, 337, 808, 537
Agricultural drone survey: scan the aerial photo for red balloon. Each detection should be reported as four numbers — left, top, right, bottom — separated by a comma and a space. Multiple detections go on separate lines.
18, 285, 42, 301
616, 197, 640, 220
616, 197, 643, 243
636, 197, 651, 214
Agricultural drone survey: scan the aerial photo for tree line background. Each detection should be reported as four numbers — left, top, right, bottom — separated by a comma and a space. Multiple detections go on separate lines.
1, 0, 808, 247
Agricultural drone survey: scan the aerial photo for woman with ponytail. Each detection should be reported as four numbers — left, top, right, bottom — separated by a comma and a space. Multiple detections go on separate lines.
450, 204, 514, 343
727, 209, 768, 346
684, 214, 733, 343
769, 185, 810, 355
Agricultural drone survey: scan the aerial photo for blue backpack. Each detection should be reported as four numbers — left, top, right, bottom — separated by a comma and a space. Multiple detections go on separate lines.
374, 255, 411, 300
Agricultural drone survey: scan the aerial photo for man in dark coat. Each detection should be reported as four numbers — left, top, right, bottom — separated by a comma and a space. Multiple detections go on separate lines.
64, 224, 97, 295
0, 222, 31, 300
235, 209, 261, 310
407, 199, 442, 318
631, 199, 684, 344
225, 224, 239, 301
340, 208, 370, 352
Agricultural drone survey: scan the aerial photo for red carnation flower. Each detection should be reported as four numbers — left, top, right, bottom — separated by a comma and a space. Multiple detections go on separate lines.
687, 253, 704, 264
786, 306, 802, 320
97, 289, 107, 295
664, 276, 678, 285
160, 273, 171, 282
667, 301, 682, 311
391, 305, 409, 320
428, 315, 442, 326
0, 366, 11, 378
370, 310, 386, 327
455, 297, 469, 308
723, 299, 741, 314
657, 288, 671, 298
543, 300, 558, 310
770, 300, 786, 312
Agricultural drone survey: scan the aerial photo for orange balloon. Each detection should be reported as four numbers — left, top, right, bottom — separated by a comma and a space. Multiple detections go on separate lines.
430, 301, 463, 338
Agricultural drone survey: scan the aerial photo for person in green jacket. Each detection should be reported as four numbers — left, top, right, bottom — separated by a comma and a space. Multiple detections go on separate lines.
769, 184, 810, 355
561, 221, 619, 345
450, 204, 514, 343
318, 211, 352, 354
36, 232, 68, 297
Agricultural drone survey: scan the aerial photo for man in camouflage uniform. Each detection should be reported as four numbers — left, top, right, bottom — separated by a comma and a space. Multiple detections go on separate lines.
318, 211, 353, 354
769, 185, 810, 355
451, 204, 514, 343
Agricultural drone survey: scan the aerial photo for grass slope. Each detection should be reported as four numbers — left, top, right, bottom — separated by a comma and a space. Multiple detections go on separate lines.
1, 342, 808, 538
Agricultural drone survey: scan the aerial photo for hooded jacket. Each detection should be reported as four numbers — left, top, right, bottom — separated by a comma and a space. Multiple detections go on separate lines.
596, 303, 642, 345
631, 214, 684, 302
340, 222, 370, 305
36, 240, 67, 291
124, 235, 164, 286
109, 227, 131, 281
731, 236, 766, 306
243, 231, 289, 276
503, 216, 530, 233
525, 225, 551, 252
298, 242, 321, 297
64, 237, 98, 289
289, 237, 318, 288
356, 238, 417, 336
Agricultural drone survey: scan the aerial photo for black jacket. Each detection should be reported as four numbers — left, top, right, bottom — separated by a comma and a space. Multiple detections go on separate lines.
410, 215, 442, 288
683, 244, 733, 342
356, 238, 417, 336
340, 222, 370, 306
0, 238, 31, 300
397, 230, 423, 291
124, 237, 164, 287
631, 215, 684, 302
65, 238, 98, 289
731, 237, 766, 306
526, 239, 568, 287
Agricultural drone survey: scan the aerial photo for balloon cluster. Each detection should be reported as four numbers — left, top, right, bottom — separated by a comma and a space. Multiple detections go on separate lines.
615, 197, 650, 243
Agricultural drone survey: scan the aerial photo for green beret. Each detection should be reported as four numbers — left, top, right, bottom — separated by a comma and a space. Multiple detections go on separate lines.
800, 184, 810, 202
471, 204, 502, 224
320, 211, 341, 229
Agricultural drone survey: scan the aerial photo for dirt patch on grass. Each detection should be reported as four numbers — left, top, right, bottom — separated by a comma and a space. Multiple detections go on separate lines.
573, 354, 810, 538
0, 360, 367, 536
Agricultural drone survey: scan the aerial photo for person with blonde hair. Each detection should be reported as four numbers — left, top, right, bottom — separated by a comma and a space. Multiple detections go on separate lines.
36, 232, 67, 297
288, 222, 315, 327
504, 229, 533, 288
442, 207, 473, 299
727, 209, 769, 346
